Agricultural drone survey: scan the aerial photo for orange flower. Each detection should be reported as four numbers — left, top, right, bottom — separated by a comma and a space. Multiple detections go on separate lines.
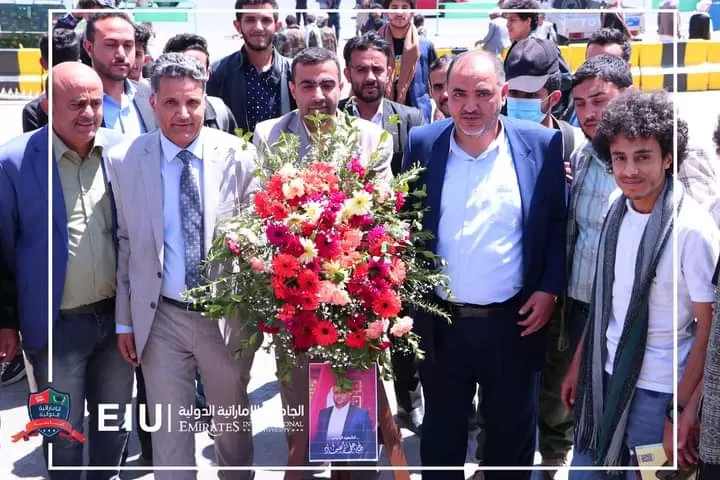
372, 290, 401, 318
272, 254, 299, 279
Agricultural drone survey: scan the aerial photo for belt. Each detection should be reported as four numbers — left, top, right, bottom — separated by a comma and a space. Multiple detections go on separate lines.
60, 297, 115, 316
161, 296, 204, 312
569, 298, 590, 316
437, 294, 521, 319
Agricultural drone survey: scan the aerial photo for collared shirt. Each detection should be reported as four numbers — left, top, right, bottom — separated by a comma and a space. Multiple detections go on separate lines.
568, 144, 621, 303
102, 80, 146, 136
244, 54, 282, 133
352, 102, 383, 127
160, 131, 205, 302
326, 404, 350, 440
53, 133, 116, 310
436, 123, 524, 305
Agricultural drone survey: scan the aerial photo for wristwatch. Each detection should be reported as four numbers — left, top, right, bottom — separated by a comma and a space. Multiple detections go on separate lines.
665, 403, 685, 423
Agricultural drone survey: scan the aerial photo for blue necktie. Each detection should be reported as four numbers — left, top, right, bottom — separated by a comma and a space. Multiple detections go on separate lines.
177, 150, 204, 289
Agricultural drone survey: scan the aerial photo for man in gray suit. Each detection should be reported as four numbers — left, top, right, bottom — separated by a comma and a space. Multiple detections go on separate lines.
84, 12, 157, 134
107, 53, 258, 480
252, 47, 392, 476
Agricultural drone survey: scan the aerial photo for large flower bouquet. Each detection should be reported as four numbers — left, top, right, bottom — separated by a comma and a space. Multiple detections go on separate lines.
186, 114, 449, 387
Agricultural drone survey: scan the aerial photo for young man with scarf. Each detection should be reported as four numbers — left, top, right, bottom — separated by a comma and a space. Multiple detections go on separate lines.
561, 89, 719, 478
377, 0, 437, 123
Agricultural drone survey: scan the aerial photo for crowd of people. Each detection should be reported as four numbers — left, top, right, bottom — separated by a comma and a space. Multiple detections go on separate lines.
1, 0, 720, 479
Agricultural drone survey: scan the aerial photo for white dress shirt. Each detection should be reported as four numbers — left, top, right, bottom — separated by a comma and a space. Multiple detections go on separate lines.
326, 404, 350, 440
352, 103, 384, 127
435, 123, 524, 305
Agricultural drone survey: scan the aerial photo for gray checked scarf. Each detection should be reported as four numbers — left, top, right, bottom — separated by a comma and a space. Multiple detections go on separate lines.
575, 178, 682, 471
699, 275, 720, 478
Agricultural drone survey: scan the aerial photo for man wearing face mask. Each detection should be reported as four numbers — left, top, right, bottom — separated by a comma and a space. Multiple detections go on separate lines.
505, 38, 584, 167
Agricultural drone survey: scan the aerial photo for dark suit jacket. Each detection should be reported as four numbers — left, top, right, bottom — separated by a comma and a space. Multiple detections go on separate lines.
311, 405, 375, 460
0, 126, 125, 350
401, 117, 567, 369
22, 95, 47, 133
339, 97, 426, 175
0, 258, 18, 330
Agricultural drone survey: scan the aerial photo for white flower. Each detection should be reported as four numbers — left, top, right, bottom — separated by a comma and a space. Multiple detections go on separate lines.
298, 237, 318, 264
344, 190, 373, 216
282, 178, 305, 199
278, 163, 299, 178
237, 227, 260, 245
303, 201, 324, 223
285, 213, 307, 233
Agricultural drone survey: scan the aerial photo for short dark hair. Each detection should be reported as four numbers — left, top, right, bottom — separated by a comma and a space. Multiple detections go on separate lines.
48, 28, 81, 66
543, 71, 561, 93
234, 0, 279, 22
163, 33, 210, 68
429, 54, 454, 74
291, 47, 341, 82
572, 54, 633, 90
39, 33, 49, 62
382, 0, 416, 9
593, 89, 688, 176
343, 32, 391, 67
588, 27, 632, 63
85, 12, 134, 42
134, 23, 152, 52
713, 114, 720, 154
503, 0, 540, 31
414, 14, 425, 27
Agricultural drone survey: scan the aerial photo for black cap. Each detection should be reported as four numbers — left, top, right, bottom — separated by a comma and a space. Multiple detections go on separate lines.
505, 37, 560, 93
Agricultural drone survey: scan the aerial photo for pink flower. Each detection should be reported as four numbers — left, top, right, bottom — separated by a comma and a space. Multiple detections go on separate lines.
250, 257, 265, 272
367, 226, 386, 245
317, 281, 350, 306
266, 223, 290, 247
395, 191, 406, 212
363, 183, 374, 194
365, 319, 388, 340
349, 214, 374, 229
225, 235, 242, 256
390, 316, 414, 337
348, 157, 366, 177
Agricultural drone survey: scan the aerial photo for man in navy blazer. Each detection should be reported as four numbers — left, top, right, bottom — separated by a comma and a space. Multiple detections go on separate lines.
402, 50, 566, 479
0, 62, 132, 478
310, 387, 376, 461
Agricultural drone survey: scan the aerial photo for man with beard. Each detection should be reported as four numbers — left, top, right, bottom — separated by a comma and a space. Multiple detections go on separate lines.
428, 54, 452, 122
401, 50, 566, 480
340, 32, 425, 174
84, 12, 156, 134
0, 61, 132, 478
253, 47, 392, 478
338, 32, 425, 432
378, 0, 437, 123
207, 0, 295, 134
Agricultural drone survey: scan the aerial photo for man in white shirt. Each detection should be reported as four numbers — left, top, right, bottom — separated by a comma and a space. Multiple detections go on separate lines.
562, 89, 719, 478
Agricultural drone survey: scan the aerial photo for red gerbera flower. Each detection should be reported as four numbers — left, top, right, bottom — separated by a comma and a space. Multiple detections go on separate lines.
283, 235, 305, 257
253, 192, 272, 218
348, 312, 367, 330
298, 294, 319, 311
298, 269, 321, 294
258, 322, 280, 334
292, 333, 315, 350
373, 290, 401, 318
276, 304, 297, 322
272, 253, 299, 279
345, 330, 367, 349
313, 321, 339, 346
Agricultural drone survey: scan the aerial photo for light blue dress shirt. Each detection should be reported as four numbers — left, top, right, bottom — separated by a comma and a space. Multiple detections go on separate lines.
435, 124, 524, 305
116, 132, 205, 335
102, 80, 147, 136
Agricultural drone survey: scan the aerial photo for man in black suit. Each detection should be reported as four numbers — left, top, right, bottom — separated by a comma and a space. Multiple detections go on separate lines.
340, 32, 426, 433
340, 32, 426, 176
